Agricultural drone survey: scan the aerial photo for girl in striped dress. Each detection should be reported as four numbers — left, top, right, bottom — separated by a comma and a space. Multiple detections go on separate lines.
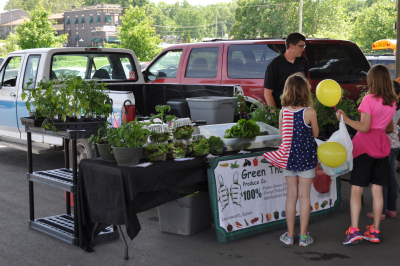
263, 73, 319, 246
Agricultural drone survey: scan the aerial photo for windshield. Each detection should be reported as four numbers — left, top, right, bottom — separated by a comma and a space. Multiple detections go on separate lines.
306, 43, 370, 83
51, 53, 137, 81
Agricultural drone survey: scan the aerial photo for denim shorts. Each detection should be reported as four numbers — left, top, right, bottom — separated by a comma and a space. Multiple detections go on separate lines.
283, 168, 316, 178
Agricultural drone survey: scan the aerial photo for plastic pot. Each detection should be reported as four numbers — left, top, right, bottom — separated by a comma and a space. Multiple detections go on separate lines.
112, 146, 143, 166
97, 143, 116, 162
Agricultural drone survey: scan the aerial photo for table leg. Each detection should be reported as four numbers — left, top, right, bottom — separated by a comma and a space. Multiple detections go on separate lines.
27, 132, 34, 221
117, 225, 129, 260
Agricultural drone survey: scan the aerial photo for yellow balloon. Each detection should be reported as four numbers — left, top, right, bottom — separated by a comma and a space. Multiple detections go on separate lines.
317, 141, 347, 168
316, 79, 342, 107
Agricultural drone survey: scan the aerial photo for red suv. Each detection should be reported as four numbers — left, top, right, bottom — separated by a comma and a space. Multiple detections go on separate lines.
142, 38, 370, 107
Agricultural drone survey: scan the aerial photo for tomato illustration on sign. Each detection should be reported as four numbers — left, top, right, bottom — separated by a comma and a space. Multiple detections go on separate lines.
253, 157, 258, 166
313, 163, 332, 194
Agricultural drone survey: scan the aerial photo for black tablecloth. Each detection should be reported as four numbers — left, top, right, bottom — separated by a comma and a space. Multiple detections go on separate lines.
77, 157, 208, 252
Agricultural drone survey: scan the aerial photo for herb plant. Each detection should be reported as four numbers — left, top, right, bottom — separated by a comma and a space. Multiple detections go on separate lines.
208, 136, 224, 155
224, 119, 261, 139
150, 105, 176, 124
108, 120, 150, 148
144, 144, 169, 161
150, 132, 170, 142
172, 125, 195, 140
189, 138, 210, 156
167, 141, 186, 159
234, 91, 249, 114
249, 101, 280, 129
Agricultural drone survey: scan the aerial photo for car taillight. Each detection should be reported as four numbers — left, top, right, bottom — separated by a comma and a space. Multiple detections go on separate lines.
122, 100, 135, 123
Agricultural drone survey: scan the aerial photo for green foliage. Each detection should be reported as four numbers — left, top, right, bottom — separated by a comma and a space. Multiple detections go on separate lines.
189, 138, 210, 156
144, 143, 169, 161
207, 136, 224, 148
150, 105, 176, 124
108, 120, 150, 148
88, 122, 116, 149
249, 101, 280, 129
117, 5, 162, 61
21, 76, 112, 132
14, 4, 67, 49
350, 0, 397, 52
167, 141, 187, 159
5, 0, 82, 14
0, 38, 19, 57
234, 91, 249, 114
150, 132, 170, 142
83, 0, 149, 11
224, 119, 261, 139
172, 125, 195, 140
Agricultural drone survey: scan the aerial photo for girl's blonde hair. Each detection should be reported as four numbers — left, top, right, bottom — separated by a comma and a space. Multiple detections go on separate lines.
367, 64, 398, 106
281, 73, 313, 108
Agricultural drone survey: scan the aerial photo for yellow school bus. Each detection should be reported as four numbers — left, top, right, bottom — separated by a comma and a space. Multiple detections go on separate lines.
372, 39, 396, 54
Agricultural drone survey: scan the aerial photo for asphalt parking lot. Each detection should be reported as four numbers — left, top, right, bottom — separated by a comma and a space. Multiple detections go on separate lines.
1, 145, 400, 265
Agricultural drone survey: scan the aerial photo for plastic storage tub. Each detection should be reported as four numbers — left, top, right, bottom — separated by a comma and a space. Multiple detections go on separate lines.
199, 122, 281, 151
166, 99, 191, 118
157, 191, 213, 235
186, 96, 237, 125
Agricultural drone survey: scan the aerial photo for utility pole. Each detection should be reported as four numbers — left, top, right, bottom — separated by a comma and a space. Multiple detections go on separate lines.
299, 0, 303, 33
215, 15, 217, 39
9, 1, 12, 34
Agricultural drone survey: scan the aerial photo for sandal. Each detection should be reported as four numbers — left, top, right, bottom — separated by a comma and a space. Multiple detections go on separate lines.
366, 212, 386, 220
386, 210, 397, 218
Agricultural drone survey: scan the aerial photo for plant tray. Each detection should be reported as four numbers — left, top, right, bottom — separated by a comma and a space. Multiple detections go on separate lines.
20, 117, 107, 131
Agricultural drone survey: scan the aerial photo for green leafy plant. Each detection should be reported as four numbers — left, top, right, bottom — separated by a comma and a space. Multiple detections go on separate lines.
108, 120, 150, 148
167, 141, 187, 159
189, 138, 210, 156
249, 101, 280, 128
144, 144, 169, 161
150, 132, 170, 142
224, 119, 261, 139
234, 90, 249, 114
150, 105, 176, 124
172, 125, 195, 140
208, 136, 224, 155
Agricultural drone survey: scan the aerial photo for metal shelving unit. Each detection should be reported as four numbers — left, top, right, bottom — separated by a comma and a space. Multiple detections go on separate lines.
25, 125, 119, 246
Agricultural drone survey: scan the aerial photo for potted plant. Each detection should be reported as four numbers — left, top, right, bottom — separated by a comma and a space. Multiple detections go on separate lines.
150, 105, 176, 125
172, 118, 195, 140
108, 120, 150, 166
149, 124, 170, 142
88, 122, 116, 162
144, 143, 169, 161
167, 141, 187, 159
249, 101, 280, 129
234, 91, 250, 121
208, 136, 224, 155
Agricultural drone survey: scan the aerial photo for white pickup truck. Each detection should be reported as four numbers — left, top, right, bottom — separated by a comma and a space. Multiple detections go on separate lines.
0, 47, 238, 162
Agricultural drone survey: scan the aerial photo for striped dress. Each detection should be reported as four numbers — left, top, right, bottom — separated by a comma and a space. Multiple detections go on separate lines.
263, 107, 317, 171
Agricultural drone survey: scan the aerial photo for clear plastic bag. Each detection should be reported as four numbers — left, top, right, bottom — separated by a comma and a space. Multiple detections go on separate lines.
316, 116, 353, 178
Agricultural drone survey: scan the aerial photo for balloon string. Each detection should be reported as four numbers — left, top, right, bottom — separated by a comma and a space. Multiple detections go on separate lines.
333, 106, 338, 112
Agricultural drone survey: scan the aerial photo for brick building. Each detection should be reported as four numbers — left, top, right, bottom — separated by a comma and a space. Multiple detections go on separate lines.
64, 3, 122, 47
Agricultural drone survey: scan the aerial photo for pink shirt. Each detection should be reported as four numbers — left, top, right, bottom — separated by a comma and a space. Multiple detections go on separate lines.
352, 94, 396, 158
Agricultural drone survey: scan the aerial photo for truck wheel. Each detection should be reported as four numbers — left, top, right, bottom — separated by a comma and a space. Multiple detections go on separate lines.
69, 139, 97, 167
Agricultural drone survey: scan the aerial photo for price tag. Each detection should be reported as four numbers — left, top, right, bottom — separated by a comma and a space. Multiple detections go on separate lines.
129, 71, 136, 80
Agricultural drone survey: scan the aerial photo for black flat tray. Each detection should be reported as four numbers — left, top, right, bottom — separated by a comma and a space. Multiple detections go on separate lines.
20, 117, 107, 131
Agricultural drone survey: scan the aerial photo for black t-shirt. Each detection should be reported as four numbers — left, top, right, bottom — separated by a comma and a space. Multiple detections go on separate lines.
263, 51, 308, 109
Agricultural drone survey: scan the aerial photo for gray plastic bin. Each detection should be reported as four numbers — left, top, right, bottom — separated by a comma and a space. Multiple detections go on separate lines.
157, 191, 213, 235
186, 96, 237, 124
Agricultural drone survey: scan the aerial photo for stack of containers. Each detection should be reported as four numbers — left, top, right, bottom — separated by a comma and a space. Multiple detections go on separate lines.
172, 118, 195, 144
145, 124, 170, 161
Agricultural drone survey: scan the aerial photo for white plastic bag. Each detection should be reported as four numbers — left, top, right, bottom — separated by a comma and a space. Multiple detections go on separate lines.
316, 116, 353, 178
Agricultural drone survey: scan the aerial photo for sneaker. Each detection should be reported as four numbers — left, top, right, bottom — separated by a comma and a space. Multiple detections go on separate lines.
362, 225, 380, 243
299, 233, 314, 247
280, 232, 294, 245
343, 227, 362, 245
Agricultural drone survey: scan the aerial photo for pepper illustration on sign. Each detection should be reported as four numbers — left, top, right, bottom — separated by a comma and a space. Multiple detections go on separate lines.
227, 223, 233, 232
217, 175, 229, 211
314, 202, 319, 210
235, 221, 243, 228
244, 219, 249, 226
274, 210, 279, 220
266, 213, 272, 221
313, 163, 332, 193
253, 157, 258, 166
230, 172, 243, 207
251, 217, 259, 224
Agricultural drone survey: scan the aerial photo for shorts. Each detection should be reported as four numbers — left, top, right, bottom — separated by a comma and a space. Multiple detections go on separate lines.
351, 153, 391, 187
283, 168, 315, 178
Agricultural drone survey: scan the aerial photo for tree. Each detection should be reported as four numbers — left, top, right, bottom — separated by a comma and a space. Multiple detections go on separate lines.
83, 0, 149, 11
14, 4, 68, 50
350, 0, 397, 51
113, 5, 162, 61
5, 0, 83, 14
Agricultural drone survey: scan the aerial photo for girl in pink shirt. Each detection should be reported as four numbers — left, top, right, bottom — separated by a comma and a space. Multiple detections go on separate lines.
337, 64, 397, 245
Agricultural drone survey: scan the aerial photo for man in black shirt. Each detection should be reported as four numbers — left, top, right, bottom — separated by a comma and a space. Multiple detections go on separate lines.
263, 33, 308, 109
